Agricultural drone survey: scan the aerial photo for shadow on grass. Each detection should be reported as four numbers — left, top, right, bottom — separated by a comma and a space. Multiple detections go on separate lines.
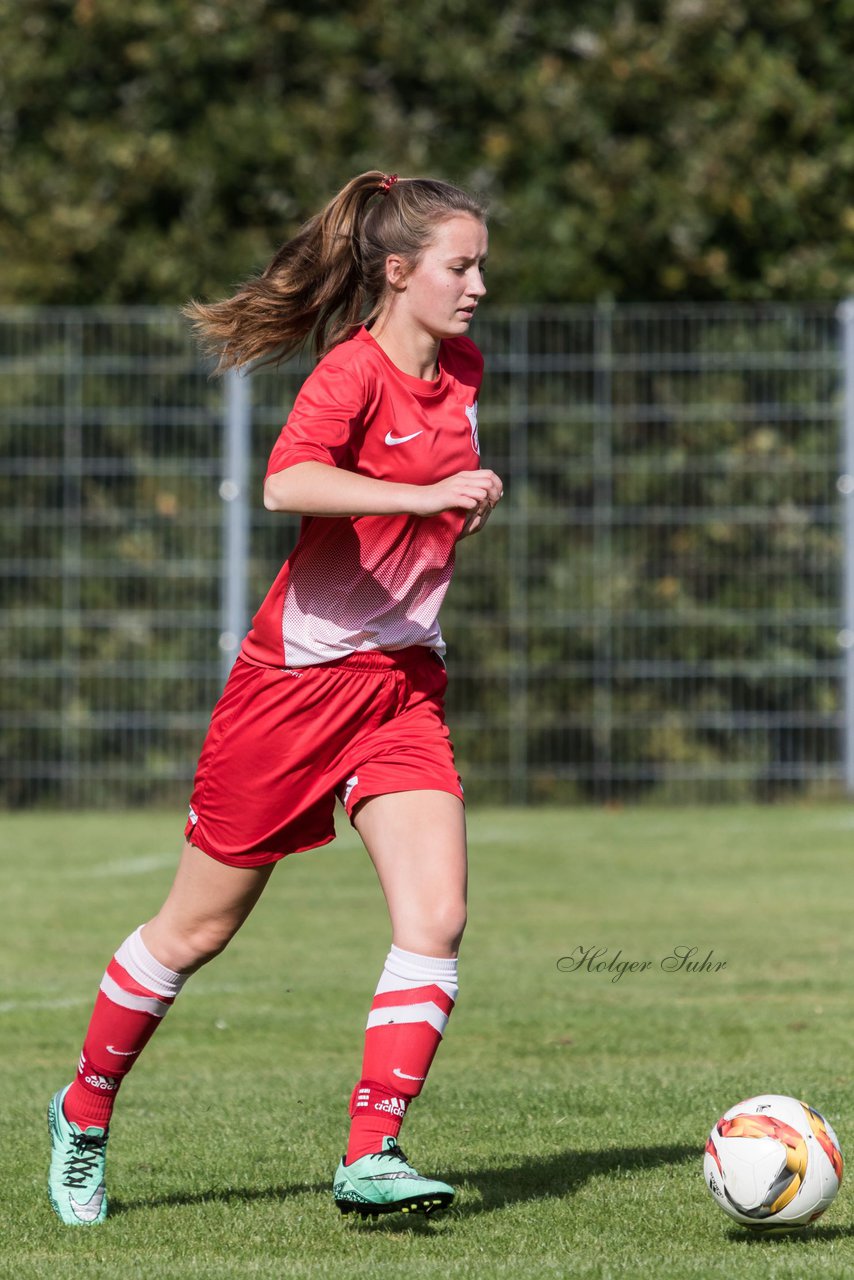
110, 1180, 327, 1215
447, 1142, 697, 1218
110, 1142, 697, 1223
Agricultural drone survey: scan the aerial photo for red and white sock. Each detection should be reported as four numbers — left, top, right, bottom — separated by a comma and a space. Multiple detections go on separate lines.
346, 945, 458, 1163
62, 926, 187, 1130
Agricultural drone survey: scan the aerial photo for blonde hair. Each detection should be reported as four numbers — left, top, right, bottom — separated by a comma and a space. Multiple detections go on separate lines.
184, 170, 486, 373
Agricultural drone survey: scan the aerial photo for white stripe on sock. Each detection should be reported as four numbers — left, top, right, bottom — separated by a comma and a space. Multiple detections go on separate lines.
366, 1000, 450, 1036
117, 927, 187, 999
99, 970, 172, 1017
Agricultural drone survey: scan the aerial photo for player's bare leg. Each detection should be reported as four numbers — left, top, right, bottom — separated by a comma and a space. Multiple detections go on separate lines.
49, 842, 273, 1226
142, 839, 276, 972
355, 789, 467, 958
333, 790, 465, 1217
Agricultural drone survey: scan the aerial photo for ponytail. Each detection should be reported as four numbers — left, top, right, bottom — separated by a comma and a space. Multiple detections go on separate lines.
184, 170, 486, 374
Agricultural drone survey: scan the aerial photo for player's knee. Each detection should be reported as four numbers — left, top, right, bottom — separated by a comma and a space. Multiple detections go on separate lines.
151, 919, 237, 973
422, 899, 467, 954
186, 921, 237, 968
448, 901, 468, 948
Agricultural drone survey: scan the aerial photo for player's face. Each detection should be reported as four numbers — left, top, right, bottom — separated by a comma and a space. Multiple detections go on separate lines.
395, 214, 488, 340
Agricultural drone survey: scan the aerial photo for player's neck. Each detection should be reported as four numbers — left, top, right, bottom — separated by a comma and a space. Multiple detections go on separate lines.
369, 313, 440, 382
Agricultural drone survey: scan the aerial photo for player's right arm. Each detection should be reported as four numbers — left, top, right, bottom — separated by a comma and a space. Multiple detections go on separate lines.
263, 350, 502, 521
263, 461, 503, 519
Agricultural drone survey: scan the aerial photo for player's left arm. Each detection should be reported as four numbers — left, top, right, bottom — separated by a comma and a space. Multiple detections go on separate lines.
458, 480, 502, 538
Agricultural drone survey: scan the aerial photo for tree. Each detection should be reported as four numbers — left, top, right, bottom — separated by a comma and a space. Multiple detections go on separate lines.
3, 1, 854, 305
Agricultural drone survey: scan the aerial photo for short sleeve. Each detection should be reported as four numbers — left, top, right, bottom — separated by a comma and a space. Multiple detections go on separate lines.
265, 356, 367, 480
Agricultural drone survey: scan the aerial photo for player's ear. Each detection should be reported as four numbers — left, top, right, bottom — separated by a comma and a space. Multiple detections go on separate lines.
384, 254, 409, 291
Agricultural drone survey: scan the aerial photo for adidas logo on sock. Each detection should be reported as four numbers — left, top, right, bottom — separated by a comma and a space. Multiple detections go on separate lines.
84, 1072, 119, 1091
79, 1051, 119, 1092
374, 1096, 407, 1118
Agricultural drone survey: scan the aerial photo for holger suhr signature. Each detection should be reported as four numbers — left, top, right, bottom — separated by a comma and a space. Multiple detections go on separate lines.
557, 944, 727, 983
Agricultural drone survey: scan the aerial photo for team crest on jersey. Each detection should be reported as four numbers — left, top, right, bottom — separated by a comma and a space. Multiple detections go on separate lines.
465, 401, 479, 454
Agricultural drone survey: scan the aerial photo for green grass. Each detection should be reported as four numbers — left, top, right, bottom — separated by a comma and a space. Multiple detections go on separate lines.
3, 805, 854, 1278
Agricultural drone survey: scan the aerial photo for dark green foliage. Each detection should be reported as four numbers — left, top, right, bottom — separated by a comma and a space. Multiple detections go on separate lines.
3, 1, 854, 305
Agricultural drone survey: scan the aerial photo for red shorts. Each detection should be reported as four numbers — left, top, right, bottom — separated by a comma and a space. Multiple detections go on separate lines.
184, 647, 463, 867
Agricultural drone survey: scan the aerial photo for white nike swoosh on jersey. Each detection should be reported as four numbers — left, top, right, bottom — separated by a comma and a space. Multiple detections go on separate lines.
392, 1067, 426, 1081
106, 1045, 139, 1056
384, 430, 423, 446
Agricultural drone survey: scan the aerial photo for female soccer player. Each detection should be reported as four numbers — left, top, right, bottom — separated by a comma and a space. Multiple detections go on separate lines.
47, 170, 502, 1225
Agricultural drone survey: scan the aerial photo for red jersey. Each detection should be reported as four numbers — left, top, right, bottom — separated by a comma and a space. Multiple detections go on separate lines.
240, 326, 483, 669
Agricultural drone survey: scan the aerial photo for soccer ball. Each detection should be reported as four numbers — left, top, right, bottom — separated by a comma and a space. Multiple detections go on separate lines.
704, 1094, 843, 1231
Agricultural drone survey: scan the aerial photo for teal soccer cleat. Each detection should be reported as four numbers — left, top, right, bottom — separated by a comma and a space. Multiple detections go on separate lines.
333, 1136, 454, 1218
47, 1086, 109, 1226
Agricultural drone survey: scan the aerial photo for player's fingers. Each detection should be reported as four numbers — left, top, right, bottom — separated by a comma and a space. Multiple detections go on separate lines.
453, 481, 491, 505
467, 471, 502, 503
452, 490, 481, 510
455, 469, 500, 486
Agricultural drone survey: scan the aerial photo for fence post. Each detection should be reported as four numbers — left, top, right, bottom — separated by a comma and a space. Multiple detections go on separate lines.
839, 299, 854, 793
220, 369, 251, 685
594, 298, 615, 799
509, 311, 530, 802
62, 315, 84, 804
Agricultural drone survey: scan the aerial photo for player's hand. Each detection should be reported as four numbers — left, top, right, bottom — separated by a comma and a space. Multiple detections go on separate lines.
459, 502, 496, 538
413, 469, 503, 518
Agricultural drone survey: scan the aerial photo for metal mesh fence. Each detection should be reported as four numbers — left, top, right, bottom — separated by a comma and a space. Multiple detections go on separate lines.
0, 304, 845, 806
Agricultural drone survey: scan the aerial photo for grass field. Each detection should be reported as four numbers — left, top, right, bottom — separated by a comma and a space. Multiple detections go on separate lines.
4, 804, 854, 1279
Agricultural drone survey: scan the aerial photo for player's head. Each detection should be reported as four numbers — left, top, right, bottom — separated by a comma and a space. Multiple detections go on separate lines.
184, 171, 487, 372
356, 173, 486, 314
